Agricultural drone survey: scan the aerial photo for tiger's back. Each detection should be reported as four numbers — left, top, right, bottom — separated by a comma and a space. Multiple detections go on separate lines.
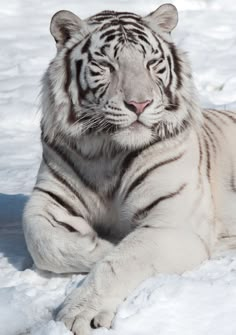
202, 109, 236, 244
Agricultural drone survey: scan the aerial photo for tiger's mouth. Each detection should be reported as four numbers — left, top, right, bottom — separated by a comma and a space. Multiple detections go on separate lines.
116, 119, 153, 132
129, 120, 150, 129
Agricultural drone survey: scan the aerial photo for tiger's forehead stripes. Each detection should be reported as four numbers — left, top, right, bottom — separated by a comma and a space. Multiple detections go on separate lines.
59, 10, 168, 65
89, 10, 141, 24
85, 25, 165, 61
87, 10, 153, 50
98, 25, 149, 47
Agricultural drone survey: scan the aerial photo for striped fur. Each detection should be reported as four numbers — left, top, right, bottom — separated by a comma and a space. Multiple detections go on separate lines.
23, 4, 236, 333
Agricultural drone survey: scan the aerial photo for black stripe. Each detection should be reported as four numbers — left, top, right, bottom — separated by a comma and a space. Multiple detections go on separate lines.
91, 15, 114, 22
204, 138, 211, 179
81, 37, 91, 54
209, 109, 235, 124
169, 43, 182, 89
151, 33, 164, 58
114, 45, 120, 59
34, 186, 78, 216
154, 117, 189, 141
100, 29, 118, 39
63, 37, 86, 95
124, 152, 184, 201
67, 102, 78, 124
203, 112, 223, 133
91, 82, 107, 94
116, 12, 140, 16
133, 184, 186, 221
98, 87, 108, 99
157, 67, 166, 74
99, 21, 119, 31
137, 34, 151, 45
95, 83, 110, 98
128, 28, 147, 37
42, 153, 89, 211
140, 44, 147, 55
165, 96, 179, 112
110, 140, 160, 197
93, 10, 116, 17
164, 56, 175, 109
122, 21, 146, 31
48, 212, 78, 232
37, 211, 76, 232
204, 121, 219, 143
203, 125, 217, 156
117, 36, 125, 45
167, 55, 173, 87
94, 51, 104, 57
118, 14, 140, 20
110, 149, 145, 197
89, 69, 101, 77
43, 136, 98, 193
93, 11, 115, 16
36, 213, 56, 228
197, 134, 203, 186
64, 49, 71, 93
105, 34, 118, 43
76, 60, 89, 102
216, 110, 236, 123
230, 164, 236, 192
100, 44, 110, 55
64, 37, 86, 93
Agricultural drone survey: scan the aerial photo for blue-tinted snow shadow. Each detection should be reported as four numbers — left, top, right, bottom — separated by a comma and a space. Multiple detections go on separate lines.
0, 193, 33, 270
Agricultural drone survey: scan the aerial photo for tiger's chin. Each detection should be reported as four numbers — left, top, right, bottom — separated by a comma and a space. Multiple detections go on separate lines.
111, 123, 155, 150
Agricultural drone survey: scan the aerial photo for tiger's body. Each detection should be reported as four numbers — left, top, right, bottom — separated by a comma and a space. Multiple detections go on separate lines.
23, 4, 236, 334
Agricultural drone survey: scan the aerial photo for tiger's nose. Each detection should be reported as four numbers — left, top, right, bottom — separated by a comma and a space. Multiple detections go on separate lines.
124, 100, 153, 115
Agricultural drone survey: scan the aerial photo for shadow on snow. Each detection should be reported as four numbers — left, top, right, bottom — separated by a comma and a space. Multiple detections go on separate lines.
0, 193, 33, 270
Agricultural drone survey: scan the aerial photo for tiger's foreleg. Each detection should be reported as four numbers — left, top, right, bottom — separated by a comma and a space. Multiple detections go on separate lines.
57, 225, 209, 333
23, 192, 114, 274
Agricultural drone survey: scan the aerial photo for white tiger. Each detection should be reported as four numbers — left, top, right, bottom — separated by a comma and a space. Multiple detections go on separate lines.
23, 3, 236, 334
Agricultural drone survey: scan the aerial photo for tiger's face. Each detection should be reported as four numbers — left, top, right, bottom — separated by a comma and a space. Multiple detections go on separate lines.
70, 29, 170, 148
47, 5, 199, 149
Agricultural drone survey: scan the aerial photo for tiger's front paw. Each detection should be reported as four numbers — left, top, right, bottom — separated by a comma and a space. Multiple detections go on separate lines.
91, 310, 115, 329
59, 309, 116, 335
56, 280, 118, 334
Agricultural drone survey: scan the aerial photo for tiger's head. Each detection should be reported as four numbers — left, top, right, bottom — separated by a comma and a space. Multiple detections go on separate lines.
42, 4, 201, 149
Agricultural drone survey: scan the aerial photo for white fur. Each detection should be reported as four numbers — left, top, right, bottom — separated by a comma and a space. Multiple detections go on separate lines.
23, 4, 236, 334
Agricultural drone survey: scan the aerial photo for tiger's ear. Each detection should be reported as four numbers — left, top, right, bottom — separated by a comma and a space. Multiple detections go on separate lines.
144, 4, 178, 34
50, 10, 85, 49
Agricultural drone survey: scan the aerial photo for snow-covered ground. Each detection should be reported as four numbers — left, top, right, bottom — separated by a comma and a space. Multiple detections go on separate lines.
0, 0, 236, 334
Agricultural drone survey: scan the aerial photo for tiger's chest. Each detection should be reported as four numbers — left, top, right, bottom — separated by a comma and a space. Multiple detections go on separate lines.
77, 150, 143, 240
81, 144, 185, 240
76, 151, 127, 198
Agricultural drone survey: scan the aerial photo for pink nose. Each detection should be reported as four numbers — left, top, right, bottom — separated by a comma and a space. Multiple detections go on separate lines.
126, 100, 152, 115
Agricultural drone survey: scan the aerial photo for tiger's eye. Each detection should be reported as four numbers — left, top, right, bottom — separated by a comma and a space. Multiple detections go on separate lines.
99, 61, 116, 73
147, 58, 164, 69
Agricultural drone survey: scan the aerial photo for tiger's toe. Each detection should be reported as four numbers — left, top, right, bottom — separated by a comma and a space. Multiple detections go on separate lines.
91, 310, 115, 329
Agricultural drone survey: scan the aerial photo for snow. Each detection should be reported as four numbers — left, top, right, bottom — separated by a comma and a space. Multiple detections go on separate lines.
0, 0, 236, 334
